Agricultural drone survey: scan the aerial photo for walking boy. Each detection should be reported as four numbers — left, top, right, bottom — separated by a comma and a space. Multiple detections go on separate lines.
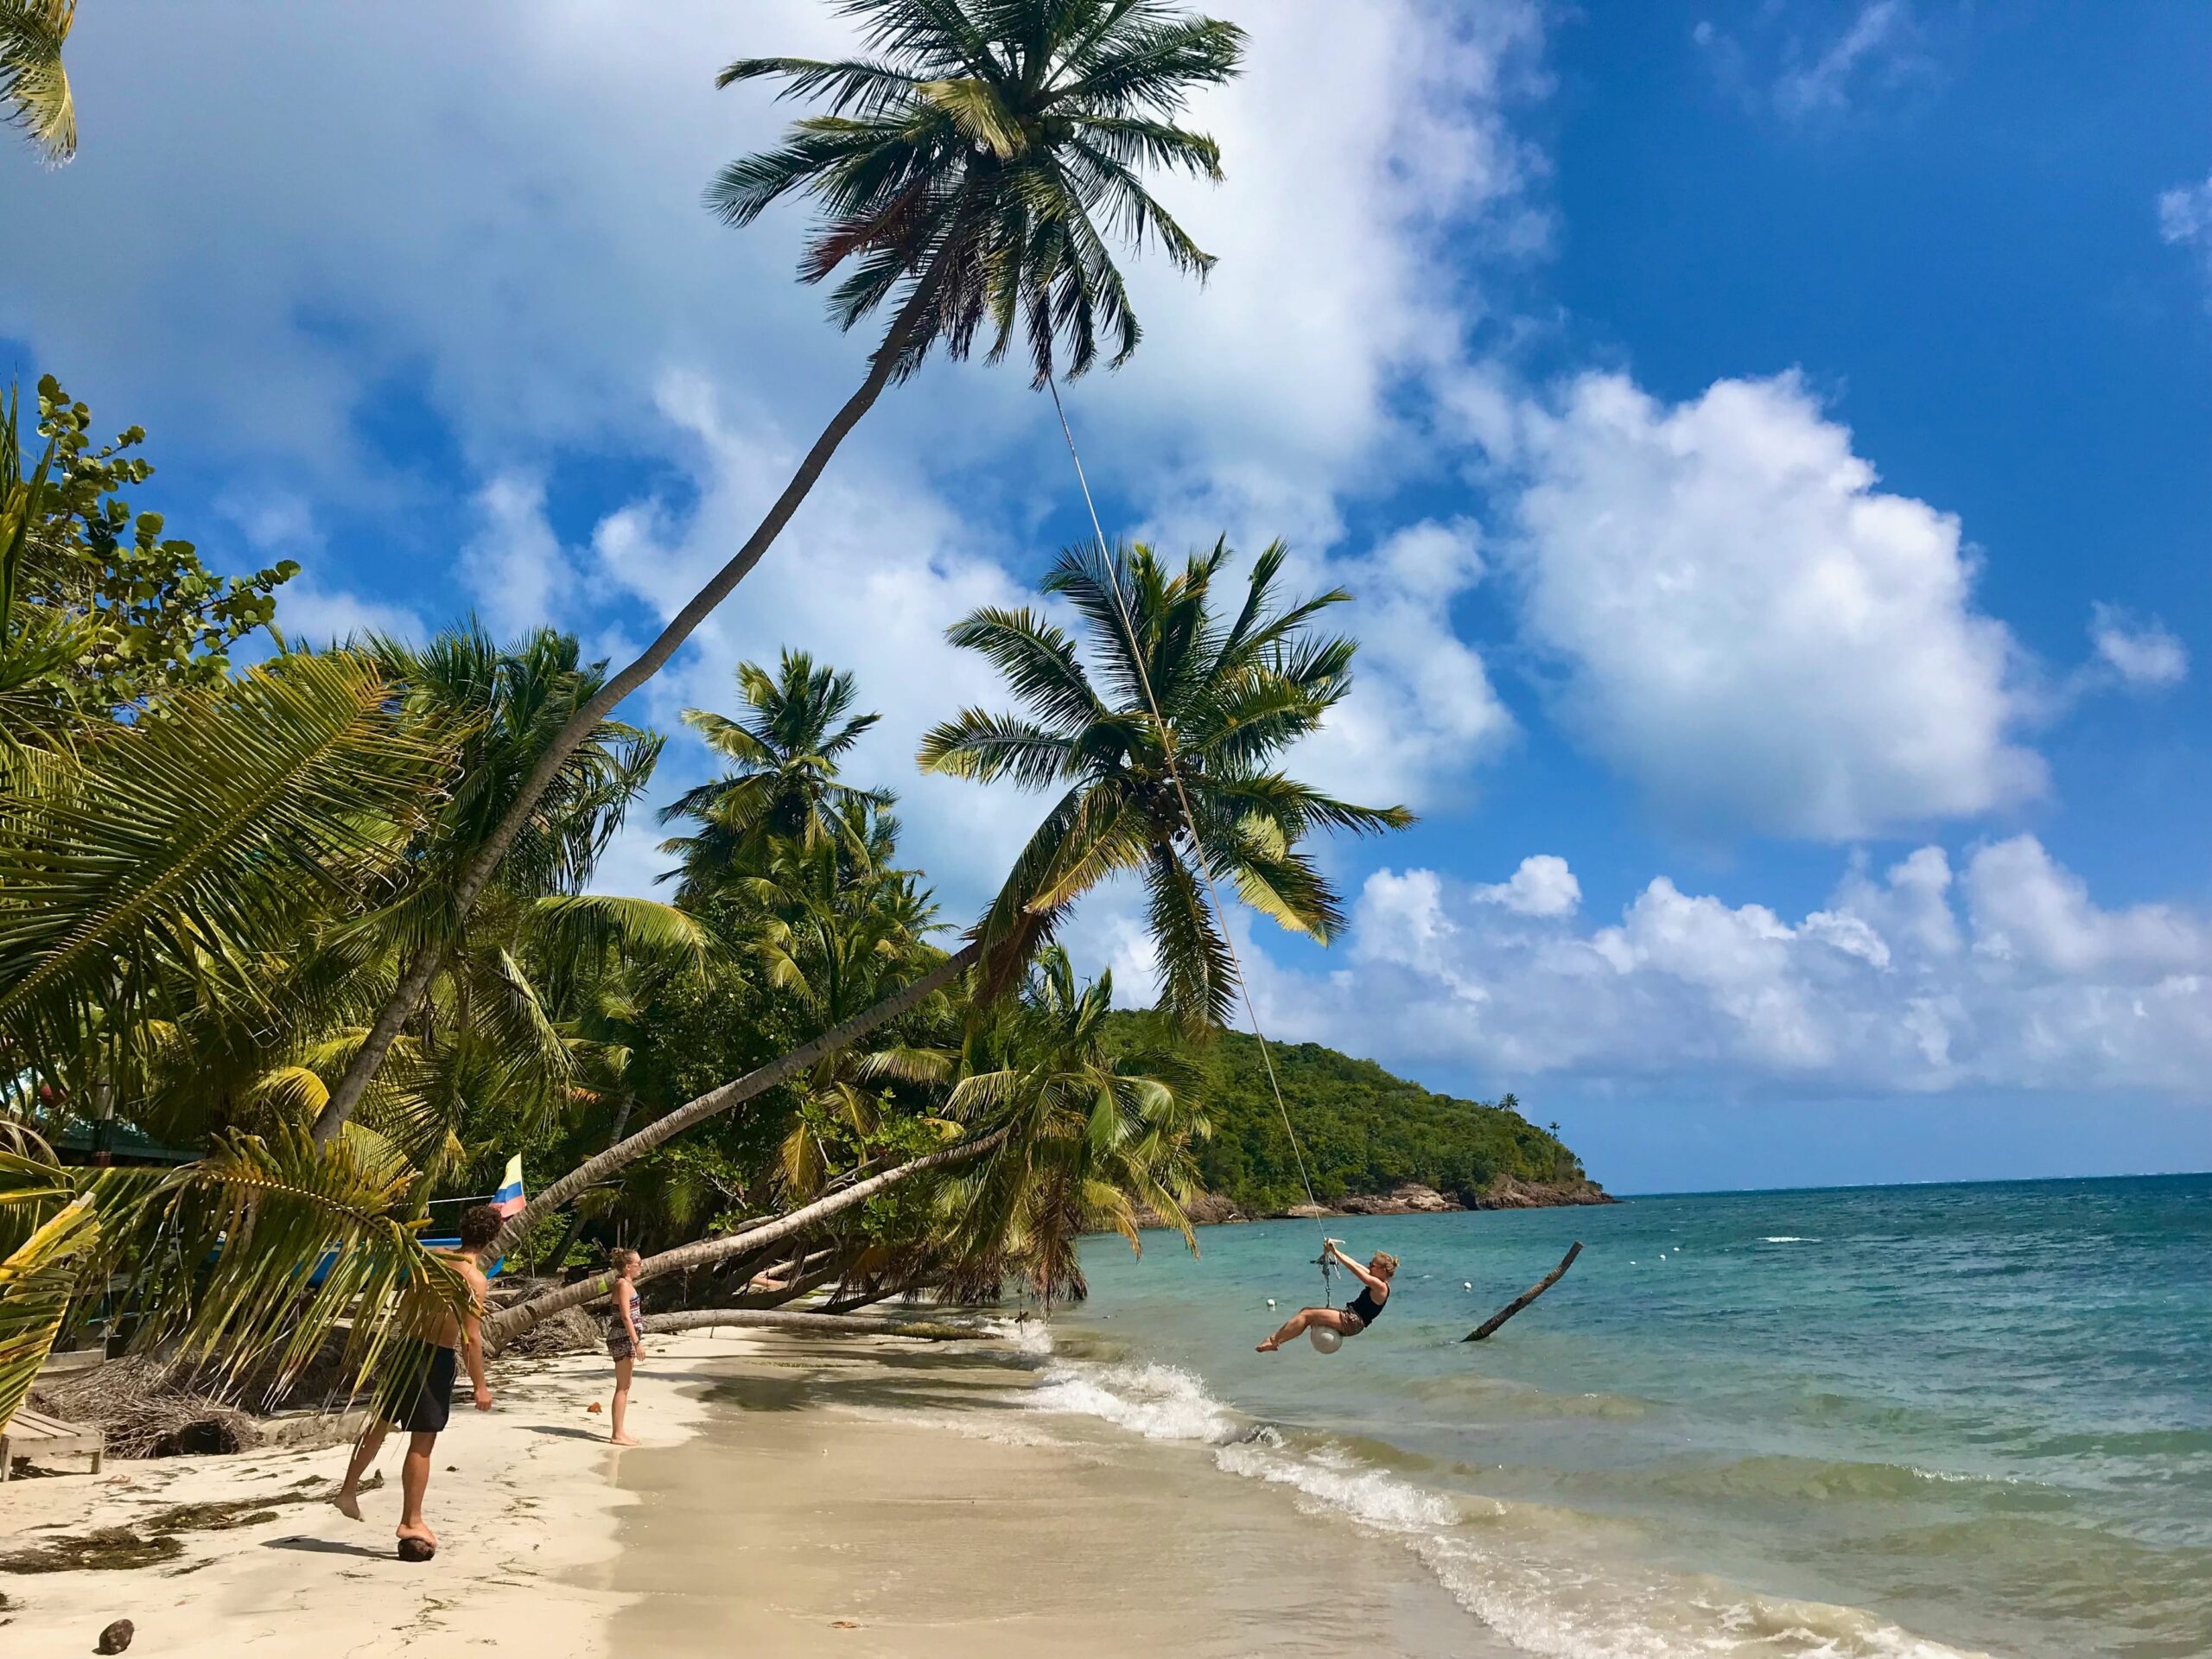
334, 1203, 499, 1559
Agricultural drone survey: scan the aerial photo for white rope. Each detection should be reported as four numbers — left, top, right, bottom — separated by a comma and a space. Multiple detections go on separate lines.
1045, 374, 1336, 1307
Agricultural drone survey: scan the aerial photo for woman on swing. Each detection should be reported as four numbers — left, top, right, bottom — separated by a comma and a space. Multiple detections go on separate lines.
1256, 1241, 1397, 1351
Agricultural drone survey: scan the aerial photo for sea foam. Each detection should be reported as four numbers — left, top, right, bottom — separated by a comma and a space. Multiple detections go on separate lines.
1020, 1345, 1987, 1659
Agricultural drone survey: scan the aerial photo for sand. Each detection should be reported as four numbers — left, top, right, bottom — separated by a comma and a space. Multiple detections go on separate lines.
0, 1335, 733, 1656
3, 1330, 1497, 1657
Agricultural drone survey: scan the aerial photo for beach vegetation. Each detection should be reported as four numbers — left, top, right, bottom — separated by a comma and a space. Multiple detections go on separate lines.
307, 0, 1246, 1147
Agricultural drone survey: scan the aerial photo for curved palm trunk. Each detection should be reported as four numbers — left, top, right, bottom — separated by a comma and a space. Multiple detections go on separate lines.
486, 1117, 1008, 1346
490, 941, 977, 1261
538, 1095, 635, 1273
309, 322, 925, 1150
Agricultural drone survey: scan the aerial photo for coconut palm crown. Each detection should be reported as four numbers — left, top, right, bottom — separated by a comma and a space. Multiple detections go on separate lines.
657, 650, 893, 901
1, 0, 75, 165
920, 538, 1414, 1026
711, 0, 1244, 385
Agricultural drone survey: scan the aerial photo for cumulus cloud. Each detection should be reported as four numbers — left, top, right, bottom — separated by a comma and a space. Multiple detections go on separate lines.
1252, 842, 2212, 1096
272, 582, 428, 648
459, 474, 579, 641
1475, 854, 1580, 917
1510, 372, 2044, 839
2088, 601, 2189, 692
1282, 520, 1516, 811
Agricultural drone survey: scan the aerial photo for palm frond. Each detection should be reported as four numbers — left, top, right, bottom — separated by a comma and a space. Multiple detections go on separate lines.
0, 1191, 95, 1433
0, 653, 453, 1087
0, 0, 77, 164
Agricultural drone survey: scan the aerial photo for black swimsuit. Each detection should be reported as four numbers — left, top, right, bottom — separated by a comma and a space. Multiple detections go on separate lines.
1344, 1284, 1386, 1332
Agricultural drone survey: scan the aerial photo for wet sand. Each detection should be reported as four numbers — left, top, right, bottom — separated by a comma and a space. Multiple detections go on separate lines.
586, 1334, 1505, 1657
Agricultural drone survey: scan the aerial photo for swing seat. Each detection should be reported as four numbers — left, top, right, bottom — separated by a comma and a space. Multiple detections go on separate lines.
1307, 1324, 1342, 1354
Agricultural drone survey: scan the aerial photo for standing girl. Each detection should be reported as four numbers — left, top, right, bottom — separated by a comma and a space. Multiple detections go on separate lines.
606, 1248, 644, 1446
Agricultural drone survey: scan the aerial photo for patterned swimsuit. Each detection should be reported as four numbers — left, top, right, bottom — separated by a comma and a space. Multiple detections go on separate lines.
607, 1284, 642, 1360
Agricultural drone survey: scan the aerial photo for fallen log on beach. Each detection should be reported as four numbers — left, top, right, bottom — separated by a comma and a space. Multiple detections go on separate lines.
639, 1308, 977, 1342
1463, 1242, 1581, 1342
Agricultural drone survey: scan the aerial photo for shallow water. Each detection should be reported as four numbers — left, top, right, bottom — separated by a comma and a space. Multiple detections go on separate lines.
1041, 1174, 2212, 1659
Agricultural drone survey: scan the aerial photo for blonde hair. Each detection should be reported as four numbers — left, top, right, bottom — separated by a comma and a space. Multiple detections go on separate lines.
1370, 1251, 1400, 1279
612, 1248, 642, 1275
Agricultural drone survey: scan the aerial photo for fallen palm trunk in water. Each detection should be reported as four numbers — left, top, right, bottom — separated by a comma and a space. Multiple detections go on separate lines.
639, 1309, 976, 1342
1463, 1242, 1581, 1342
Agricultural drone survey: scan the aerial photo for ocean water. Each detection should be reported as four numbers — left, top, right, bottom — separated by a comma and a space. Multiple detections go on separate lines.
1030, 1175, 2212, 1659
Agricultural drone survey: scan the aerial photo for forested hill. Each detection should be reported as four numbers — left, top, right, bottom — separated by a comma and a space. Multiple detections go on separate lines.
1104, 1015, 1609, 1215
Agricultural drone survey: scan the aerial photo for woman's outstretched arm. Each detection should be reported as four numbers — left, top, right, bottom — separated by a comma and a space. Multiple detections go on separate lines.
1328, 1240, 1387, 1292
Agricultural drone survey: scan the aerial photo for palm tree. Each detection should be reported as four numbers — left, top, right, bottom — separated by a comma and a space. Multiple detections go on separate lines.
922, 537, 1414, 1023
936, 945, 1204, 1305
309, 0, 1244, 1143
307, 627, 661, 1145
0, 656, 481, 1399
731, 828, 951, 1200
488, 537, 1408, 1334
656, 650, 892, 901
1, 0, 74, 165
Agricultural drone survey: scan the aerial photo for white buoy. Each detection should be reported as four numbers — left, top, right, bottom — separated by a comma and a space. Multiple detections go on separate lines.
1308, 1324, 1343, 1354
1266, 1299, 1276, 1309
1462, 1281, 1473, 1290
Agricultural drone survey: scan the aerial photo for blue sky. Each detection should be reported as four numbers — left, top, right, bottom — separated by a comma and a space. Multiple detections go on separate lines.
5, 1, 2209, 1192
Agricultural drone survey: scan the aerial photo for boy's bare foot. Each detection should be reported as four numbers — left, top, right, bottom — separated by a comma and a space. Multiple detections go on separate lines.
397, 1521, 437, 1555
1255, 1339, 1280, 1352
333, 1488, 363, 1522
611, 1433, 640, 1446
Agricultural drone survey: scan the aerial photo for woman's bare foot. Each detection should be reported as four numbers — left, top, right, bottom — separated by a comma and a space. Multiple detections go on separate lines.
611, 1433, 640, 1446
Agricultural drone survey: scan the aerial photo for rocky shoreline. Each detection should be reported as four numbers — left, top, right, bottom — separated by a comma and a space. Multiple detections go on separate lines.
1165, 1176, 1617, 1229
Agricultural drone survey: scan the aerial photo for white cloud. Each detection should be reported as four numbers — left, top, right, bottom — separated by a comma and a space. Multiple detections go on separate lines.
273, 581, 426, 646
2158, 173, 2212, 298
459, 474, 575, 641
1775, 2, 1917, 118
2089, 601, 2189, 692
0, 0, 1545, 872
1964, 835, 2209, 980
1510, 372, 2044, 840
1254, 842, 2212, 1096
1475, 854, 1580, 917
1285, 520, 1516, 812
1697, 2, 1933, 124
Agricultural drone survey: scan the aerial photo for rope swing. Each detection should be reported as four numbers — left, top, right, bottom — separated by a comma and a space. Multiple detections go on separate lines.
1046, 376, 1339, 1339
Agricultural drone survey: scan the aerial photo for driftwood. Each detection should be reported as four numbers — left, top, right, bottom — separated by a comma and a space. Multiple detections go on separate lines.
1462, 1242, 1581, 1342
639, 1308, 976, 1342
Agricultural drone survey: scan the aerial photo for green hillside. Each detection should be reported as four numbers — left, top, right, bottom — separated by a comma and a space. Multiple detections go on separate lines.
1104, 1014, 1599, 1213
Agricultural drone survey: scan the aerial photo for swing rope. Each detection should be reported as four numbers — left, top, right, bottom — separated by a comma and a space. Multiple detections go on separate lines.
1046, 373, 1337, 1310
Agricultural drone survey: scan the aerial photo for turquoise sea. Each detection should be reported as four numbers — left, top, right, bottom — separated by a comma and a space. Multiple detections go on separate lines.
1033, 1175, 2212, 1659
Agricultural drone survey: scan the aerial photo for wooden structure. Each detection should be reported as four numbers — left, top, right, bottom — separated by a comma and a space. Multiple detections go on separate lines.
1, 1405, 105, 1481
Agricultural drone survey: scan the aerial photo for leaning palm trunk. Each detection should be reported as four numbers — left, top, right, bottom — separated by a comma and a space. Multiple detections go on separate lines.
310, 308, 934, 1150
489, 941, 978, 1260
486, 1120, 1009, 1346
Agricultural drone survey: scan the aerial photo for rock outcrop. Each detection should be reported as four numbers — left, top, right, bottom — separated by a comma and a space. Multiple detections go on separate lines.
1466, 1175, 1617, 1211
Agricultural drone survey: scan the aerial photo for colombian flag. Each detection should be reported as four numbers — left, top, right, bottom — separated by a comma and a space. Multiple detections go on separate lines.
493, 1154, 527, 1218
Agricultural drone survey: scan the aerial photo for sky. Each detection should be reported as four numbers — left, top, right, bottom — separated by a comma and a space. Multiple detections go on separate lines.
4, 1, 2209, 1193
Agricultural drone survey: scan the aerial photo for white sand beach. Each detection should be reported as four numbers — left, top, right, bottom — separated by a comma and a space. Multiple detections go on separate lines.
2, 1329, 1487, 1658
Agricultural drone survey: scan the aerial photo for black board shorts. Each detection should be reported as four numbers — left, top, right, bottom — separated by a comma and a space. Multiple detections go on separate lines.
376, 1343, 457, 1434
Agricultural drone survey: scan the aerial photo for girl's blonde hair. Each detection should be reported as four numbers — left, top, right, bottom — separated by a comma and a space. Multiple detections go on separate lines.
1370, 1251, 1400, 1279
